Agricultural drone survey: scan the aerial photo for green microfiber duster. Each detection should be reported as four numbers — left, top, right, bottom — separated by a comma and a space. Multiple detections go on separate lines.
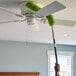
46, 15, 55, 26
26, 1, 41, 12
26, 1, 55, 26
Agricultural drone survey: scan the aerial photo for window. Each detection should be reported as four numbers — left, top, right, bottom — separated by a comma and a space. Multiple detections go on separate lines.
48, 51, 74, 76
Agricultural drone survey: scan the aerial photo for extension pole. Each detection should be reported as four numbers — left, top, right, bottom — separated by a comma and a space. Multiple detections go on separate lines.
51, 26, 59, 76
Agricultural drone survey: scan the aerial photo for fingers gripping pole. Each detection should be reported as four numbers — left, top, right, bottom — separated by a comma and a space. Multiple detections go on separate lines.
51, 26, 60, 76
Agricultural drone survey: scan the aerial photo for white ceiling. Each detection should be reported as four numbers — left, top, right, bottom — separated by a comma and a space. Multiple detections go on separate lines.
0, 0, 76, 45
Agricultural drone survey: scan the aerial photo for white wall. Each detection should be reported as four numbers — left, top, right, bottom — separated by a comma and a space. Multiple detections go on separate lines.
0, 40, 76, 76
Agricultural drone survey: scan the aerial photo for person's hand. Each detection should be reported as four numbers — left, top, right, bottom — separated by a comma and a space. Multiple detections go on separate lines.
54, 63, 60, 72
54, 63, 60, 76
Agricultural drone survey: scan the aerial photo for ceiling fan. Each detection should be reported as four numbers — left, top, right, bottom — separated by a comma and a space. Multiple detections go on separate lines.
0, 1, 76, 27
0, 1, 75, 75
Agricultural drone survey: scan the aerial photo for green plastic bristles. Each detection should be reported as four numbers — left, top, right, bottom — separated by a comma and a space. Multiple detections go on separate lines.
46, 15, 55, 26
26, 1, 55, 26
26, 1, 41, 11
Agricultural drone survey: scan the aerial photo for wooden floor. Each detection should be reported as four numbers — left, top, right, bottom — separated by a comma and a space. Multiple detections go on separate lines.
0, 72, 40, 76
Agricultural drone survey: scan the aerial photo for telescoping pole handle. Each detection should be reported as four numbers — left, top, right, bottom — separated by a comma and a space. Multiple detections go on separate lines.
51, 26, 60, 76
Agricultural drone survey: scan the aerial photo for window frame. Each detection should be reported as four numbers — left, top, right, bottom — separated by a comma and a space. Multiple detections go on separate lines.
47, 51, 74, 76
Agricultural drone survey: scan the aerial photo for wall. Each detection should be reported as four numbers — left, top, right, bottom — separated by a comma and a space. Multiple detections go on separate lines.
0, 40, 76, 76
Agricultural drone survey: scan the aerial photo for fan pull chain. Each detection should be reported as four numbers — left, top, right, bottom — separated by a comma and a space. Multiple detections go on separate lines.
25, 24, 29, 45
51, 26, 60, 76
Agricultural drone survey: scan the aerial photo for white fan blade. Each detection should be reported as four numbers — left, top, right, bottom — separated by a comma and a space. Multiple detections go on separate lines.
55, 19, 76, 26
35, 1, 66, 17
0, 20, 21, 24
0, 19, 27, 24
0, 7, 24, 18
